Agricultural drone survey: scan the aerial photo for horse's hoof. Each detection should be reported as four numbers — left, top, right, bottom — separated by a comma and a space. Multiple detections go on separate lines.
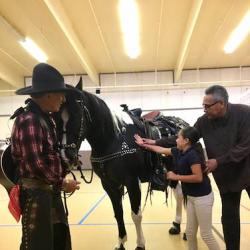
114, 244, 125, 250
135, 247, 145, 250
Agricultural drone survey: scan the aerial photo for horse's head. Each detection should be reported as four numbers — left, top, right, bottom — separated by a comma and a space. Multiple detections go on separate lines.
53, 78, 89, 167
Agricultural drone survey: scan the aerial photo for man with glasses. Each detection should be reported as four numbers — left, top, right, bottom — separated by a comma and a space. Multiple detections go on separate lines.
195, 85, 250, 250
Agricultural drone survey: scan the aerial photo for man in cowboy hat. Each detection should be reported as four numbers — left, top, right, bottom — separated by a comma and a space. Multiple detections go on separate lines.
11, 63, 80, 250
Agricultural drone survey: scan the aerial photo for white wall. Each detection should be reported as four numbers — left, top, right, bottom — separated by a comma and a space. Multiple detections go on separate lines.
1, 67, 250, 139
100, 86, 247, 125
0, 95, 26, 140
0, 85, 249, 140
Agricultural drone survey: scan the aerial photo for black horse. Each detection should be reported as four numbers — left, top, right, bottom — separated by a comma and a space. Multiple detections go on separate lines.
54, 81, 188, 250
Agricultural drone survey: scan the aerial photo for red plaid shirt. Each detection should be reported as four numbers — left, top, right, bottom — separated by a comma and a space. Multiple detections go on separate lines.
11, 108, 64, 188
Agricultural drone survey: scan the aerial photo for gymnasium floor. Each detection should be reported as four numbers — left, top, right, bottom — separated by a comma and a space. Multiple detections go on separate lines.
0, 171, 249, 250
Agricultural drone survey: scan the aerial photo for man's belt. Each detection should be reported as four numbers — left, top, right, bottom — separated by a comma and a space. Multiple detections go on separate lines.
20, 178, 53, 191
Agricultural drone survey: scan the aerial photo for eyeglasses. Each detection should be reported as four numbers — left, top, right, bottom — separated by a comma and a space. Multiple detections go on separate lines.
202, 101, 219, 109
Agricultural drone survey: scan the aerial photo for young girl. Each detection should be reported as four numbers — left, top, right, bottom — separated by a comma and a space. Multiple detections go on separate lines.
135, 127, 220, 250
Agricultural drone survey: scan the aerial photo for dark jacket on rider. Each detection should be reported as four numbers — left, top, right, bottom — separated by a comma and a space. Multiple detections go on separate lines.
194, 103, 250, 194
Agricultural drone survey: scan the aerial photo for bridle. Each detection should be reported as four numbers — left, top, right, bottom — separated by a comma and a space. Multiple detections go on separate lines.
74, 97, 94, 184
59, 97, 90, 152
59, 94, 93, 184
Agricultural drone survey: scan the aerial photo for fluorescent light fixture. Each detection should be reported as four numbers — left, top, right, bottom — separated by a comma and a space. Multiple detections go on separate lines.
119, 0, 140, 59
224, 10, 250, 54
19, 37, 48, 62
0, 16, 48, 62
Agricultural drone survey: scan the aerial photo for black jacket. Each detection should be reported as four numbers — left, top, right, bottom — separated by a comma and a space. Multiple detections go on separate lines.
195, 103, 250, 193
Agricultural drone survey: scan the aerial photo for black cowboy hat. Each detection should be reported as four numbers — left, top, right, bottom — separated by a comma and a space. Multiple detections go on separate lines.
16, 63, 74, 95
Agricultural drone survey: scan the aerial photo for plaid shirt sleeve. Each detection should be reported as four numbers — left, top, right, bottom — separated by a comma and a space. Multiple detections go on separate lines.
11, 113, 63, 188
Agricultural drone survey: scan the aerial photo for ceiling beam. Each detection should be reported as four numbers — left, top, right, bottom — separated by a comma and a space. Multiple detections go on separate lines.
0, 61, 24, 88
174, 0, 203, 82
43, 0, 99, 84
77, 79, 250, 93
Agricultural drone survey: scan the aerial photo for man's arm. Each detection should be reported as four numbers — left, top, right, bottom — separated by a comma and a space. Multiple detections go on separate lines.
197, 110, 250, 167
155, 135, 176, 147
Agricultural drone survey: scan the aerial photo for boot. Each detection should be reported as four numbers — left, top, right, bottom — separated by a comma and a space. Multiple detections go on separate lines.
169, 221, 180, 235
183, 232, 187, 241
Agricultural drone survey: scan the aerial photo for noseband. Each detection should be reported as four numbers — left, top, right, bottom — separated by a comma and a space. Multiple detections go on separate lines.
59, 95, 91, 153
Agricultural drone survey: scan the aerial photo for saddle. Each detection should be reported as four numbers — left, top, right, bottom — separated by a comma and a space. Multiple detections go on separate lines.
120, 104, 144, 131
0, 143, 17, 192
120, 104, 190, 191
120, 104, 189, 139
120, 105, 167, 191
142, 111, 160, 121
120, 104, 161, 137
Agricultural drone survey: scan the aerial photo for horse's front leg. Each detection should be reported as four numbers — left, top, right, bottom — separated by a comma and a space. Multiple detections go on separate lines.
126, 177, 145, 250
101, 180, 127, 250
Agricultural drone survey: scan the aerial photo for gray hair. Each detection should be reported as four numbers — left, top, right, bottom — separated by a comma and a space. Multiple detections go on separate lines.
205, 85, 229, 104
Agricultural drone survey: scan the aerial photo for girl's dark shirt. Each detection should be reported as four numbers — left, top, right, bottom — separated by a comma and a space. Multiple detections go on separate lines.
171, 146, 211, 197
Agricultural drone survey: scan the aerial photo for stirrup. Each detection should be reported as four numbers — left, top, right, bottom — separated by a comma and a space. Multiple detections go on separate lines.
169, 221, 180, 235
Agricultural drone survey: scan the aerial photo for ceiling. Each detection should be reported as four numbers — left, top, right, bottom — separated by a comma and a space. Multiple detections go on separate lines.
0, 0, 249, 91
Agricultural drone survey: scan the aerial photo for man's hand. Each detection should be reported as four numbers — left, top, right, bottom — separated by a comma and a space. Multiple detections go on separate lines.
166, 171, 179, 181
62, 179, 81, 193
134, 134, 145, 146
205, 159, 218, 173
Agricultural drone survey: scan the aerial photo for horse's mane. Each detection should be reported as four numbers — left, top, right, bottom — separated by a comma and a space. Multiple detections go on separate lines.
80, 90, 119, 140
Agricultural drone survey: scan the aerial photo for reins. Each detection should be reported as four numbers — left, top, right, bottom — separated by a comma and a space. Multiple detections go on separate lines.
76, 97, 95, 184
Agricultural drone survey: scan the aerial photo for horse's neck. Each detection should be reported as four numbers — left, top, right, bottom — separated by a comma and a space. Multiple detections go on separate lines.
87, 124, 116, 151
84, 95, 119, 156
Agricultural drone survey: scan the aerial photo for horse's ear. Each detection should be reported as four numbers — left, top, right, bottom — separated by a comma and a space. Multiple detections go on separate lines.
76, 77, 83, 91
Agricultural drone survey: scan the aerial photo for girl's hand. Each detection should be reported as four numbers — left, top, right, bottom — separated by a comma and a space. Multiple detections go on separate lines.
134, 134, 145, 146
166, 171, 179, 181
142, 138, 155, 145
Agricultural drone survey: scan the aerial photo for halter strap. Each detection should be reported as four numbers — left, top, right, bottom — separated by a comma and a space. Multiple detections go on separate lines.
76, 97, 91, 148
